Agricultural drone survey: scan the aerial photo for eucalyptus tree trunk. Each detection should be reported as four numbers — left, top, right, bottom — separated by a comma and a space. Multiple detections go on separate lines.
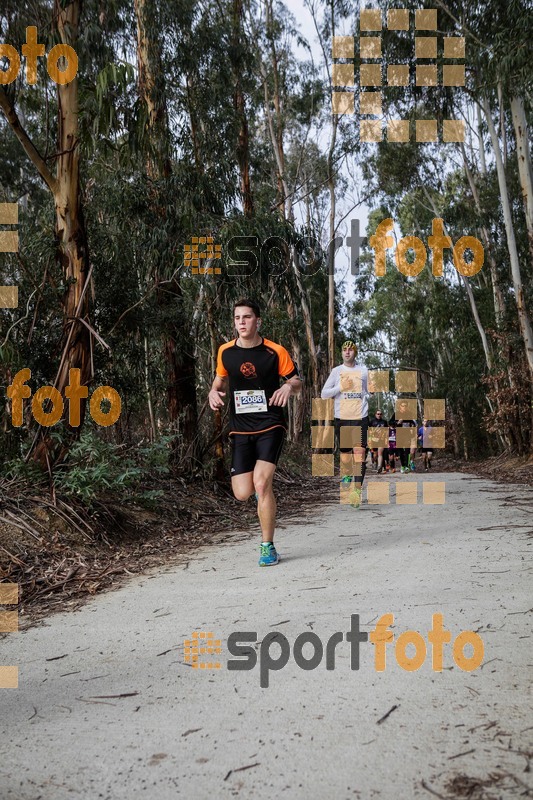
0, 0, 91, 468
476, 101, 487, 176
460, 143, 505, 325
260, 9, 318, 409
460, 259, 493, 370
207, 299, 225, 481
481, 96, 533, 380
326, 1, 339, 373
232, 0, 254, 218
134, 0, 171, 178
510, 95, 533, 264
265, 0, 287, 219
292, 248, 319, 395
285, 302, 304, 442
134, 0, 198, 473
497, 82, 507, 167
143, 334, 157, 442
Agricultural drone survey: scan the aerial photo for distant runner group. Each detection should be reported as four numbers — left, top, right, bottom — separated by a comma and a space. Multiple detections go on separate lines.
209, 300, 436, 567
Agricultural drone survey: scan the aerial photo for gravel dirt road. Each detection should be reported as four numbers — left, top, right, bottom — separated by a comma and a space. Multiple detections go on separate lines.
1, 472, 532, 799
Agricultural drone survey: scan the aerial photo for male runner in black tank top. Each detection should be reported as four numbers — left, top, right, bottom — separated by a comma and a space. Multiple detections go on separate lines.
208, 299, 302, 566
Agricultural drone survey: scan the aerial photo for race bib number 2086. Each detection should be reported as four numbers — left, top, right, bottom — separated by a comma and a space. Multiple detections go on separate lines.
234, 389, 268, 414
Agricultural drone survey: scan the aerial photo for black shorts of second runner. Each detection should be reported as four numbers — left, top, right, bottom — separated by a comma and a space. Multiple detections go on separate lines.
230, 426, 286, 476
334, 417, 369, 453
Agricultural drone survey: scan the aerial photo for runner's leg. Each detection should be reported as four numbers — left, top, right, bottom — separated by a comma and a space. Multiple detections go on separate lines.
337, 420, 356, 483
230, 434, 256, 500
352, 446, 365, 486
359, 419, 368, 485
340, 452, 352, 478
231, 472, 255, 501
253, 460, 277, 543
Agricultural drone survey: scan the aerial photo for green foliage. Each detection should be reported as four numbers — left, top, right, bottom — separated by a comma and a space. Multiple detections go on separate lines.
53, 432, 143, 502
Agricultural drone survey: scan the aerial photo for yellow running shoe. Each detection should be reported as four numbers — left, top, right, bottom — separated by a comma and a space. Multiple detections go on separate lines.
348, 485, 362, 508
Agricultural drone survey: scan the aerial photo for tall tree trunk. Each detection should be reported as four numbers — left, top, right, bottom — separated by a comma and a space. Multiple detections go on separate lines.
476, 101, 487, 176
482, 95, 533, 380
292, 247, 319, 394
326, 1, 339, 373
510, 95, 533, 264
134, 0, 171, 179
232, 0, 253, 218
460, 275, 494, 372
0, 0, 91, 468
46, 0, 90, 466
285, 301, 302, 442
497, 82, 507, 167
207, 300, 225, 481
460, 143, 505, 325
265, 0, 286, 219
134, 0, 198, 473
143, 335, 157, 442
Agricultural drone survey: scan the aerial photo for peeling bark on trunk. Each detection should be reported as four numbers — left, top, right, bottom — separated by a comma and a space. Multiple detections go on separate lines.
27, 0, 90, 468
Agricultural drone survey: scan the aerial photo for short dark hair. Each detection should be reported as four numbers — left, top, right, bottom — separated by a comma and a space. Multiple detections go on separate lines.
233, 298, 260, 317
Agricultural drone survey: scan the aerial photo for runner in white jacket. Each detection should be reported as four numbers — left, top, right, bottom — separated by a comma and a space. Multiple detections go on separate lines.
321, 341, 369, 507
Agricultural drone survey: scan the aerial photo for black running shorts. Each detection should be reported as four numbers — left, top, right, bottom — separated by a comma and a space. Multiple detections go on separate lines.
334, 417, 369, 453
230, 426, 286, 476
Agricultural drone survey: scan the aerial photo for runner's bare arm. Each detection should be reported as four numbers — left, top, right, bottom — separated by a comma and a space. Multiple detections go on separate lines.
286, 375, 302, 394
208, 375, 227, 410
269, 375, 302, 406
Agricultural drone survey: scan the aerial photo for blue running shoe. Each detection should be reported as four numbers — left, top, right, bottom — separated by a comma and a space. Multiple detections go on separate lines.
259, 542, 279, 566
341, 475, 353, 484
